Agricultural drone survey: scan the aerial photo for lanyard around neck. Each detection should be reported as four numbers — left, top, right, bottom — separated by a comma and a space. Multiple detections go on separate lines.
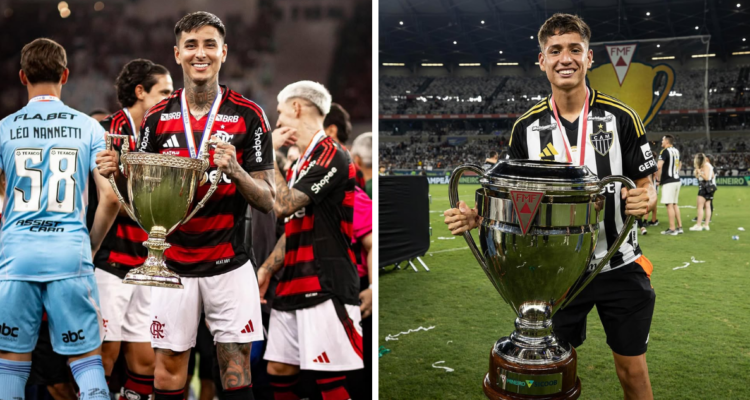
549, 87, 590, 166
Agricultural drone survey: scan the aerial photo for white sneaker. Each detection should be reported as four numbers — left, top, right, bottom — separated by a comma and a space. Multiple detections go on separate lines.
703, 225, 710, 231
661, 229, 678, 236
676, 227, 684, 234
640, 227, 648, 235
689, 225, 703, 231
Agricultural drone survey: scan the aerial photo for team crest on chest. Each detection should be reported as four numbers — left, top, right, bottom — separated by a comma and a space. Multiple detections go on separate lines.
213, 130, 232, 143
590, 123, 614, 156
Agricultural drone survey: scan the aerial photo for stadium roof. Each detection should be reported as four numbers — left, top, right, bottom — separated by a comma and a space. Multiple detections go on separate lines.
380, 0, 750, 68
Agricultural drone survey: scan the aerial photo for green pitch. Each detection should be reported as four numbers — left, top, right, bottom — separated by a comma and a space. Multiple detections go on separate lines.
379, 185, 750, 399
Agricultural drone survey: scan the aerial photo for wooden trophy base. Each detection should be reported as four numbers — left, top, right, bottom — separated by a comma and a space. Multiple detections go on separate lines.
482, 347, 581, 400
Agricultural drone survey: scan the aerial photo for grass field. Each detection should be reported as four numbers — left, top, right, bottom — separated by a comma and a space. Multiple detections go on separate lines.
379, 184, 750, 400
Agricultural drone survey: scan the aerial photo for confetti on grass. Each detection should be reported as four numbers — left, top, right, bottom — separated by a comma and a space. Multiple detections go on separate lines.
385, 326, 436, 341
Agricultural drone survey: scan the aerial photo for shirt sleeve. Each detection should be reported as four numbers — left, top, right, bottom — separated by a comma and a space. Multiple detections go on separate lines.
352, 187, 372, 241
90, 122, 106, 172
508, 122, 528, 160
242, 106, 274, 172
293, 143, 349, 204
619, 111, 657, 180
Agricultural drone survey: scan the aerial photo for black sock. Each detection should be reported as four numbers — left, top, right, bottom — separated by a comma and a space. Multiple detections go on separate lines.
223, 385, 254, 400
153, 388, 184, 400
269, 374, 300, 400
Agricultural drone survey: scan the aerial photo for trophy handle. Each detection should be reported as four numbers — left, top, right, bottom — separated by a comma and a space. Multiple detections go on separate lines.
182, 138, 223, 224
561, 175, 637, 309
449, 164, 503, 294
105, 132, 138, 222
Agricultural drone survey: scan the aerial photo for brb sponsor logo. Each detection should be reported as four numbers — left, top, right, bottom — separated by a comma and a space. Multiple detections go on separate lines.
160, 112, 181, 121
216, 114, 240, 123
639, 159, 657, 172
253, 127, 263, 162
62, 329, 85, 343
312, 167, 337, 194
0, 323, 19, 338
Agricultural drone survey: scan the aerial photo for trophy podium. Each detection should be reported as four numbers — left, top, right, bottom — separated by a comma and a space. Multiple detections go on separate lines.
448, 160, 635, 399
105, 134, 222, 288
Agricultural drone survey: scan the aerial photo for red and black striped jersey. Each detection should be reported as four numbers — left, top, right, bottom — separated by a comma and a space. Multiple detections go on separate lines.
91, 109, 148, 279
138, 86, 274, 277
274, 136, 359, 311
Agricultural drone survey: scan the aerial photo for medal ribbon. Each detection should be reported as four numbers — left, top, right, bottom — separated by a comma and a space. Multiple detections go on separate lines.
28, 95, 60, 103
122, 107, 138, 149
180, 88, 223, 159
289, 130, 327, 189
549, 87, 590, 166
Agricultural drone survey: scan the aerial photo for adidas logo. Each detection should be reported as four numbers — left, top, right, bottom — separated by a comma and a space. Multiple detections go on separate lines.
539, 143, 559, 159
240, 320, 254, 334
312, 352, 331, 364
162, 136, 179, 148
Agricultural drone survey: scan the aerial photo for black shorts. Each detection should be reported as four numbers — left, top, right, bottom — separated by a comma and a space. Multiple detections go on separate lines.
698, 184, 715, 201
552, 258, 656, 357
28, 321, 71, 385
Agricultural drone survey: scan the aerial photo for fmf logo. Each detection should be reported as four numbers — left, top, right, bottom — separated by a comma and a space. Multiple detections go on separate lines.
62, 329, 85, 343
311, 167, 337, 194
605, 44, 637, 86
160, 112, 181, 121
0, 323, 19, 338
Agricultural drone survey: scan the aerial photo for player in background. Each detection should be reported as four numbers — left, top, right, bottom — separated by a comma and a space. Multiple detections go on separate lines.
0, 38, 119, 399
258, 81, 362, 400
482, 150, 499, 171
94, 59, 173, 399
657, 135, 682, 235
323, 102, 366, 190
97, 12, 275, 400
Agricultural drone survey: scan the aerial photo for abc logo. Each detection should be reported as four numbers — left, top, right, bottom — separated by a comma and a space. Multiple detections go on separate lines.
62, 329, 85, 343
0, 323, 18, 337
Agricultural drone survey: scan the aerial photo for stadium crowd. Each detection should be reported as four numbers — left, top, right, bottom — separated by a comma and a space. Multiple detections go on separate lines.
379, 66, 750, 115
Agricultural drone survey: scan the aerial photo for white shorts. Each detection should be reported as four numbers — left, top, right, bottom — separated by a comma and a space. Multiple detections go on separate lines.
264, 299, 363, 371
150, 261, 263, 352
660, 182, 681, 204
95, 268, 152, 343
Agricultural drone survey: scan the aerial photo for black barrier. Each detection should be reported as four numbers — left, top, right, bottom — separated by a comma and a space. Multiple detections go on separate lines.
379, 176, 430, 267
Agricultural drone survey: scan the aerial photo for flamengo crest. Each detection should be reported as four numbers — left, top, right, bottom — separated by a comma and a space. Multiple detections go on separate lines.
509, 190, 544, 236
590, 123, 614, 156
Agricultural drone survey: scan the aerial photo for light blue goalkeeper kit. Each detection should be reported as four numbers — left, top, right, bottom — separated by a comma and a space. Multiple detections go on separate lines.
0, 95, 104, 355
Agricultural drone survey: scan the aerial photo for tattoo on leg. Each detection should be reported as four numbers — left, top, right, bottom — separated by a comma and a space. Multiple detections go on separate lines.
154, 348, 180, 357
217, 342, 251, 389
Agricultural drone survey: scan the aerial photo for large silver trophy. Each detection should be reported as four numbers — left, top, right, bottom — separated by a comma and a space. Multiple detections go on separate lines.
105, 134, 221, 289
449, 160, 635, 400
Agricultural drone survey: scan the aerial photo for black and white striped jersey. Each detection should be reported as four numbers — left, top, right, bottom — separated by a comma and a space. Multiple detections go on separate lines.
659, 147, 681, 184
508, 88, 658, 273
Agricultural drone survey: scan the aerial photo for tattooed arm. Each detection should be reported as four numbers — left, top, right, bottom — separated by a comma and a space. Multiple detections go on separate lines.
257, 235, 285, 304
213, 140, 276, 213
217, 343, 252, 389
273, 161, 311, 219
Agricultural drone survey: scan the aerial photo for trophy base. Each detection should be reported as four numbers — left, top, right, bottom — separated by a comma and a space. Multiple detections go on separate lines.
123, 266, 184, 289
483, 346, 580, 400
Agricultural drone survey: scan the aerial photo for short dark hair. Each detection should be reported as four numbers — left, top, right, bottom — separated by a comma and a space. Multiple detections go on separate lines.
488, 151, 498, 158
88, 109, 110, 117
323, 103, 352, 144
21, 38, 67, 84
538, 13, 591, 51
174, 11, 226, 44
663, 135, 675, 144
115, 59, 170, 108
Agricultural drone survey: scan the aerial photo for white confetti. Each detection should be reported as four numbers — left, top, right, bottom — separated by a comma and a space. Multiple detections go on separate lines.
437, 237, 457, 240
673, 262, 690, 270
739, 227, 745, 231
447, 340, 453, 344
691, 257, 705, 263
385, 326, 436, 341
432, 361, 454, 372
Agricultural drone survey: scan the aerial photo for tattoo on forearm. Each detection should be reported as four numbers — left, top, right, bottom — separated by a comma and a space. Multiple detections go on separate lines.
217, 342, 252, 389
235, 169, 275, 213
274, 163, 310, 217
185, 76, 219, 119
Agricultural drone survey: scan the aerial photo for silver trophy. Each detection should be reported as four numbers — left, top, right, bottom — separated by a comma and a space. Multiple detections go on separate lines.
449, 160, 635, 400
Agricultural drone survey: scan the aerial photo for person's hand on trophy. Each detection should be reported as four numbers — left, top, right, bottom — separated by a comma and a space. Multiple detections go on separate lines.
95, 148, 120, 179
621, 177, 657, 217
443, 200, 480, 235
211, 136, 242, 179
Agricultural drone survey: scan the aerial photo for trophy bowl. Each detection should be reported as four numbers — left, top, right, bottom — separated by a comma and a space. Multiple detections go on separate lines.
105, 134, 221, 289
449, 160, 635, 400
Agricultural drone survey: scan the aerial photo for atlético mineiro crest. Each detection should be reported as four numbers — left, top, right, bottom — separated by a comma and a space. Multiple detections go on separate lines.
509, 190, 544, 236
590, 123, 614, 156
